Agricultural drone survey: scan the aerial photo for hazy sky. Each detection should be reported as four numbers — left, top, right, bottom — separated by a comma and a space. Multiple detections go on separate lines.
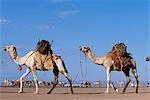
0, 0, 149, 83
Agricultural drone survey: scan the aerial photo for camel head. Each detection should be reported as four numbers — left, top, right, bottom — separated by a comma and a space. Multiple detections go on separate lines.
79, 46, 91, 54
146, 56, 150, 61
4, 45, 17, 59
4, 45, 16, 52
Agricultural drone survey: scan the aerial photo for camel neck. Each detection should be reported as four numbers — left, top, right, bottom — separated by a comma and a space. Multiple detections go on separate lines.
14, 56, 21, 64
85, 50, 104, 65
9, 50, 17, 60
10, 51, 21, 65
9, 50, 25, 65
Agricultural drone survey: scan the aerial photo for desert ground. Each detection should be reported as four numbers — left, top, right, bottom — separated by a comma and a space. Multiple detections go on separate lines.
0, 87, 150, 100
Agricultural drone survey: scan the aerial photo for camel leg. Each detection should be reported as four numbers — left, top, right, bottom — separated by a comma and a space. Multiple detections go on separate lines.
110, 81, 119, 92
18, 68, 31, 93
62, 72, 74, 94
47, 67, 59, 94
31, 69, 39, 94
131, 68, 139, 93
123, 69, 131, 93
106, 72, 118, 92
47, 75, 58, 94
105, 69, 110, 93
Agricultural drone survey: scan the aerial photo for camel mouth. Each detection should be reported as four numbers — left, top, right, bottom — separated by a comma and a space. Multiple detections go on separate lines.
79, 46, 82, 50
79, 46, 81, 48
146, 57, 149, 61
3, 47, 7, 51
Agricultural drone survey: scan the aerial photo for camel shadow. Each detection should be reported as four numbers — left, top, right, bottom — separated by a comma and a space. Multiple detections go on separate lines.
1, 90, 150, 94
50, 91, 150, 95
51, 92, 103, 94
120, 91, 150, 94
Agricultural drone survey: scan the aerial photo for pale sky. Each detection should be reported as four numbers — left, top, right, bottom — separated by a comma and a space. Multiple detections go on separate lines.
0, 0, 149, 82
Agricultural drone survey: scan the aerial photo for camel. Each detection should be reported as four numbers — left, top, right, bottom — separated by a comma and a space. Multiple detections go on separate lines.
146, 56, 150, 61
79, 46, 139, 93
4, 45, 74, 94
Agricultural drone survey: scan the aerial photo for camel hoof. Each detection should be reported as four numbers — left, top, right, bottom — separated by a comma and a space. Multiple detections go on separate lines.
115, 89, 119, 92
33, 92, 39, 94
104, 91, 109, 94
121, 91, 125, 94
18, 91, 23, 93
47, 92, 51, 94
69, 92, 74, 95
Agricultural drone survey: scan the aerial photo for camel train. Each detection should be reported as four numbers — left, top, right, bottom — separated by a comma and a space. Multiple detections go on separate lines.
4, 40, 149, 94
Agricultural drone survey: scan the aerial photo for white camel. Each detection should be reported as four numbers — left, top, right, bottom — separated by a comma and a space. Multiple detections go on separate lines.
4, 45, 74, 94
79, 46, 139, 93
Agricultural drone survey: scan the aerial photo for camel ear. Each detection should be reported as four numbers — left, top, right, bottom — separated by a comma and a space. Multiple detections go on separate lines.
86, 47, 90, 50
84, 46, 90, 52
14, 47, 16, 50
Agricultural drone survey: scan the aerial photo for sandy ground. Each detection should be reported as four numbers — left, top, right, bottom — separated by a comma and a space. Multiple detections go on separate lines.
0, 87, 150, 100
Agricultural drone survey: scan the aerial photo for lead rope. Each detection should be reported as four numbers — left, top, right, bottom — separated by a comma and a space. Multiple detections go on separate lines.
72, 51, 88, 83
71, 51, 81, 83
80, 51, 88, 79
17, 50, 36, 71
72, 51, 82, 83
24, 51, 36, 64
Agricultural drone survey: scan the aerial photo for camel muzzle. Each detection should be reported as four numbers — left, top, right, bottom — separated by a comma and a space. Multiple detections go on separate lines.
79, 46, 82, 50
3, 48, 7, 51
146, 57, 150, 61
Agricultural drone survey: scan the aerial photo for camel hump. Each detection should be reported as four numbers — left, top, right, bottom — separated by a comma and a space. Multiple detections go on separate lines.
35, 51, 53, 71
37, 40, 53, 55
112, 43, 127, 57
35, 39, 54, 70
108, 43, 127, 70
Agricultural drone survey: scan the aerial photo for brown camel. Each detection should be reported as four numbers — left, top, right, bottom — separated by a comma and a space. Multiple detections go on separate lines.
79, 45, 139, 93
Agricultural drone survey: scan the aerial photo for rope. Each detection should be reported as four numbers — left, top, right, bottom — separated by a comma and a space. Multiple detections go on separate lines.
80, 51, 88, 79
72, 69, 80, 83
71, 51, 82, 83
72, 51, 88, 83
24, 51, 36, 65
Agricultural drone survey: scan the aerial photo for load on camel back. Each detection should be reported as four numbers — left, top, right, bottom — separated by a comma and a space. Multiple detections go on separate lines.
35, 40, 54, 70
109, 43, 132, 71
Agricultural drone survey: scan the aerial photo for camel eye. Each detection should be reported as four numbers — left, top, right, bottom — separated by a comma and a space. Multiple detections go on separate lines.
86, 47, 89, 50
84, 47, 87, 49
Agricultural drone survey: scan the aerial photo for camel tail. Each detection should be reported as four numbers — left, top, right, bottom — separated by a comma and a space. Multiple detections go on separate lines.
53, 55, 69, 74
130, 58, 137, 70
